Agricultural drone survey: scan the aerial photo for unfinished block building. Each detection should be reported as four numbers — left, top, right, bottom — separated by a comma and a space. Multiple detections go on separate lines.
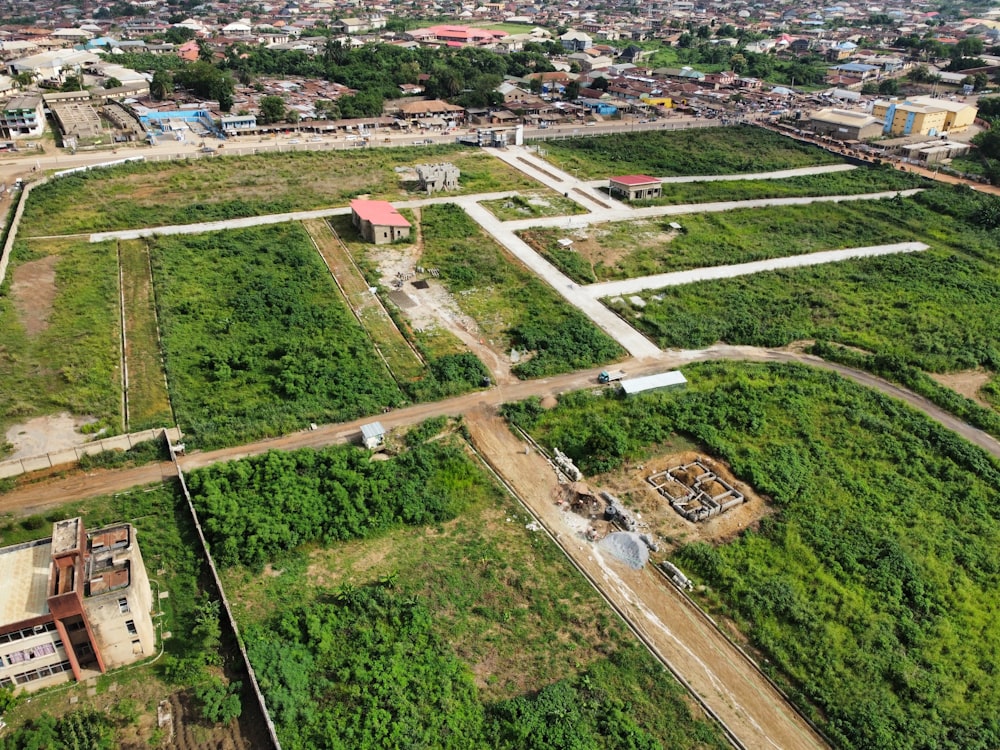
648, 460, 745, 522
0, 517, 156, 691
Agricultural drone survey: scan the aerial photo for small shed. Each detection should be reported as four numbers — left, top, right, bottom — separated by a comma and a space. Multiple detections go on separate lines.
350, 200, 411, 245
608, 175, 662, 201
620, 371, 687, 396
360, 421, 386, 449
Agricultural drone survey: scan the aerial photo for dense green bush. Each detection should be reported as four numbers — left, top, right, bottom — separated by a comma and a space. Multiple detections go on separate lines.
516, 361, 1000, 750
187, 439, 486, 569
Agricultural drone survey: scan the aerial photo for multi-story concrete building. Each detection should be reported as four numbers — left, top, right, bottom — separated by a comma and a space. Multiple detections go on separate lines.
0, 518, 156, 692
0, 95, 44, 138
872, 97, 978, 136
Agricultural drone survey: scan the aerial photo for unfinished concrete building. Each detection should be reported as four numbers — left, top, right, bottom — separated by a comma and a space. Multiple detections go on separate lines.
415, 162, 460, 193
0, 518, 156, 692
648, 460, 745, 522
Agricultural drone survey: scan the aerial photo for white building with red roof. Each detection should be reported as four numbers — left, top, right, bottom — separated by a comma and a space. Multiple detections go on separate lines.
350, 200, 411, 244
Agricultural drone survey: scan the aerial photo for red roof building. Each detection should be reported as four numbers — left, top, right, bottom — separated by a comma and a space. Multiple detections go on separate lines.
350, 200, 411, 244
608, 175, 662, 200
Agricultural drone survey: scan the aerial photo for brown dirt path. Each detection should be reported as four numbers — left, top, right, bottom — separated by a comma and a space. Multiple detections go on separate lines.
464, 405, 829, 750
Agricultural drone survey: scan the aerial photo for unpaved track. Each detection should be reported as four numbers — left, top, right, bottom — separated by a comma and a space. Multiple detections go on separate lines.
465, 405, 828, 750
5, 346, 998, 509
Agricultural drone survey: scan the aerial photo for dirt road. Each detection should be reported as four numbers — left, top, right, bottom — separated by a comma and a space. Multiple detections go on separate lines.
465, 406, 828, 750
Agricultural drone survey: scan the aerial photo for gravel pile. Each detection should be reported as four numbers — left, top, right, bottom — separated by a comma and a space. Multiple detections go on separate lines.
599, 532, 649, 569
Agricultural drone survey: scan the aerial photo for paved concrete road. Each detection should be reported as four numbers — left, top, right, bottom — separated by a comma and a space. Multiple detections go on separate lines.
580, 163, 857, 188
588, 241, 930, 298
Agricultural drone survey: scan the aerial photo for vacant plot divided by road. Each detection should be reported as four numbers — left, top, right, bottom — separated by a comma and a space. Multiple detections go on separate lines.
613, 186, 1000, 379
149, 223, 404, 449
521, 197, 922, 284
20, 146, 538, 236
509, 360, 1000, 750
188, 431, 729, 750
119, 239, 172, 431
420, 203, 625, 378
643, 165, 926, 206
0, 237, 121, 457
538, 124, 842, 179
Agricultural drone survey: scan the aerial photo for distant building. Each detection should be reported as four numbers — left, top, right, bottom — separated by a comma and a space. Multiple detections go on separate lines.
0, 518, 156, 692
560, 30, 593, 51
220, 113, 257, 133
809, 108, 883, 140
0, 95, 44, 138
360, 422, 386, 449
351, 199, 411, 244
609, 175, 662, 201
871, 97, 977, 136
620, 370, 687, 396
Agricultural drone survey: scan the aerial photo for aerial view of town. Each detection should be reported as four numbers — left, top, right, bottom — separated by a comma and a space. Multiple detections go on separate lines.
0, 0, 999, 745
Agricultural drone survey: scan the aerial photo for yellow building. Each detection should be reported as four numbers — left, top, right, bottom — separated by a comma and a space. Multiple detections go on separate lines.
872, 97, 978, 136
643, 96, 673, 108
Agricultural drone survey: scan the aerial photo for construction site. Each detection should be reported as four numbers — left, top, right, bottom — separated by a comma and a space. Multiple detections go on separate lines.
648, 459, 746, 522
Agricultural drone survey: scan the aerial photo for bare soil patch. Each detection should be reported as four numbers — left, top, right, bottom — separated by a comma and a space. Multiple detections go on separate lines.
596, 450, 774, 553
4, 413, 98, 461
365, 212, 516, 384
929, 369, 992, 408
10, 255, 58, 335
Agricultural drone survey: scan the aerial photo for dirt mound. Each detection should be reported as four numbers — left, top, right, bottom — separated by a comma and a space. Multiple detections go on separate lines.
540, 395, 558, 409
599, 532, 649, 569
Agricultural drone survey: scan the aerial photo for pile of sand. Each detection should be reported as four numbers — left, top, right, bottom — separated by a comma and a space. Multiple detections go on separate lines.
599, 532, 649, 569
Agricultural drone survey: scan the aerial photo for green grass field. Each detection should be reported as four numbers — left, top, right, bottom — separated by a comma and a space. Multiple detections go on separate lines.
522, 196, 921, 284
0, 238, 122, 454
608, 187, 1000, 376
149, 224, 403, 448
420, 203, 624, 377
119, 239, 173, 430
639, 165, 925, 206
479, 191, 588, 221
538, 124, 842, 179
21, 147, 539, 236
509, 360, 1000, 750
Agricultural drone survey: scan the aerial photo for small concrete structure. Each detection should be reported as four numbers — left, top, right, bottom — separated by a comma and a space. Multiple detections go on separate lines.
608, 175, 662, 201
809, 108, 883, 141
649, 460, 745, 522
415, 162, 459, 193
220, 113, 257, 133
350, 199, 411, 244
620, 370, 686, 396
360, 421, 386, 449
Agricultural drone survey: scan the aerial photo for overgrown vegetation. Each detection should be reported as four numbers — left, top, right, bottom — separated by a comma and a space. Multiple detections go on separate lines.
507, 360, 1000, 749
77, 436, 170, 470
187, 439, 482, 570
192, 426, 727, 750
611, 187, 1000, 375
479, 192, 588, 221
639, 165, 924, 206
149, 224, 403, 448
22, 148, 537, 236
421, 204, 623, 377
524, 195, 921, 284
0, 239, 122, 453
538, 125, 841, 179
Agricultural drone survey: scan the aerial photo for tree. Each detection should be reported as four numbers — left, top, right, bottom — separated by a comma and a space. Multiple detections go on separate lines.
60, 74, 84, 92
195, 677, 243, 724
150, 69, 173, 100
103, 76, 122, 89
258, 94, 286, 124
730, 53, 748, 73
564, 80, 581, 100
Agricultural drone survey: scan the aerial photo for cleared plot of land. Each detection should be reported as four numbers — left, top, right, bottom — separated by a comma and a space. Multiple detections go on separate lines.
538, 124, 841, 179
642, 165, 926, 206
512, 360, 1000, 750
119, 239, 172, 431
0, 482, 271, 748
149, 224, 404, 449
21, 146, 539, 236
0, 238, 121, 457
614, 187, 1000, 377
521, 198, 921, 284
420, 204, 624, 378
479, 190, 588, 221
190, 435, 728, 750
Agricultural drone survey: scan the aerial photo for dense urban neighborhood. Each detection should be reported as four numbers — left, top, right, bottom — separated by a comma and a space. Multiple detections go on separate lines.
1, 0, 1000, 747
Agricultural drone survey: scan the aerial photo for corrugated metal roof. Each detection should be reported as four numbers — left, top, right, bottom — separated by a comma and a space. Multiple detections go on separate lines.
610, 174, 660, 186
350, 200, 411, 228
620, 370, 687, 395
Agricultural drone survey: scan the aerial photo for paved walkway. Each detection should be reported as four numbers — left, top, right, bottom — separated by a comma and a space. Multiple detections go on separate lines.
589, 242, 930, 298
